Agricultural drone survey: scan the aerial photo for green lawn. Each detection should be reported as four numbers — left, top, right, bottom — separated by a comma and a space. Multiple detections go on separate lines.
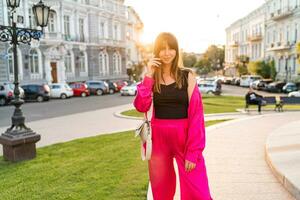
0, 120, 228, 200
123, 95, 244, 118
122, 95, 300, 118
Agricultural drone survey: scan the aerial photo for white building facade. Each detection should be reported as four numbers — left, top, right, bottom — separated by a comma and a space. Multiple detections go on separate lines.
225, 0, 300, 81
125, 6, 143, 72
265, 0, 300, 81
0, 0, 143, 84
225, 5, 266, 77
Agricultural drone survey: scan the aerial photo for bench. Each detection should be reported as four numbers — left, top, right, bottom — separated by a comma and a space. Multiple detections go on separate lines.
245, 96, 282, 112
279, 96, 300, 111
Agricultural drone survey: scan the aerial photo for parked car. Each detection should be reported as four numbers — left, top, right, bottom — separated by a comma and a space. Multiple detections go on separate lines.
21, 84, 50, 102
234, 77, 241, 86
224, 77, 233, 84
282, 82, 298, 93
251, 79, 273, 90
120, 82, 138, 96
266, 81, 286, 93
198, 81, 219, 94
104, 80, 118, 94
49, 83, 73, 99
69, 82, 90, 97
0, 82, 25, 106
86, 80, 109, 96
288, 90, 300, 97
240, 75, 262, 87
114, 80, 129, 91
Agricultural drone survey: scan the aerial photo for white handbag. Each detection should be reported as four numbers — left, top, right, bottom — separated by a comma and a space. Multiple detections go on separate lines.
135, 112, 152, 161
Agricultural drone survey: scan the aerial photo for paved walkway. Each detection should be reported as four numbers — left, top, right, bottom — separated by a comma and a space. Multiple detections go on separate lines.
265, 119, 300, 199
147, 112, 298, 200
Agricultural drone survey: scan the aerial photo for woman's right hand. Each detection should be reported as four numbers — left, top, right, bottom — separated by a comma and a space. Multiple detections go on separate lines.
145, 56, 161, 78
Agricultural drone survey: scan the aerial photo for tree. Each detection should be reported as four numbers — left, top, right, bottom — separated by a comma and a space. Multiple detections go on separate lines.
194, 57, 211, 75
182, 52, 197, 68
132, 62, 145, 81
247, 60, 276, 79
269, 60, 277, 80
204, 45, 225, 71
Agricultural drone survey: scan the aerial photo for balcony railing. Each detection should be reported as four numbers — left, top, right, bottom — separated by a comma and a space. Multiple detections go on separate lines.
229, 41, 239, 47
267, 41, 291, 51
248, 34, 263, 42
270, 7, 294, 21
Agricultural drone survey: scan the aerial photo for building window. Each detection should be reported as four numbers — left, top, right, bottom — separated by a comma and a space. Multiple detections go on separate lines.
99, 51, 109, 76
29, 49, 39, 74
65, 51, 72, 73
114, 24, 118, 40
113, 52, 121, 74
64, 15, 71, 39
48, 11, 56, 32
28, 8, 36, 28
79, 18, 85, 42
100, 22, 105, 39
99, 0, 105, 7
79, 52, 86, 72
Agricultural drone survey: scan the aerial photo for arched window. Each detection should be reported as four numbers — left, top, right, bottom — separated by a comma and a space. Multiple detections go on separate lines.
79, 52, 86, 72
29, 49, 39, 74
113, 51, 122, 74
99, 51, 109, 76
65, 51, 73, 73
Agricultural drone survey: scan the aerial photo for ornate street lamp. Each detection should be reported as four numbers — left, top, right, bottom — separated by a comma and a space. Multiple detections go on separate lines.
6, 0, 21, 9
0, 0, 50, 162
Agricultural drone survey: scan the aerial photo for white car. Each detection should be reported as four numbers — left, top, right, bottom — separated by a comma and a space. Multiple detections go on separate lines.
49, 83, 74, 99
240, 75, 262, 87
120, 82, 138, 96
288, 90, 300, 97
198, 82, 218, 94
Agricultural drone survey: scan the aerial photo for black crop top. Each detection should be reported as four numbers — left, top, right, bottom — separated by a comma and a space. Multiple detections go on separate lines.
153, 70, 189, 119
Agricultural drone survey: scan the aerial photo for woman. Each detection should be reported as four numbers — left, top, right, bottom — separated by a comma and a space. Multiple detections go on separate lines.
133, 32, 213, 200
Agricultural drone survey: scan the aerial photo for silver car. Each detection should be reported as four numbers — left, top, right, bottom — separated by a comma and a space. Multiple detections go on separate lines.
0, 82, 24, 106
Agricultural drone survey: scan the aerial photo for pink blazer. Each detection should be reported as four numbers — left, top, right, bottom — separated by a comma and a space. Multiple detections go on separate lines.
133, 76, 205, 164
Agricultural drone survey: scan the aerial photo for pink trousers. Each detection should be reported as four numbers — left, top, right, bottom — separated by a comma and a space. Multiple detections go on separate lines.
149, 117, 213, 200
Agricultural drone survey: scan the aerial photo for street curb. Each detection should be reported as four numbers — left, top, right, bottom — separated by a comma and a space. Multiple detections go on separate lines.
265, 122, 300, 200
114, 107, 247, 121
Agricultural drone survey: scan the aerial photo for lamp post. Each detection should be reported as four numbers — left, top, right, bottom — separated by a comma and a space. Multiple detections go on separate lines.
0, 0, 50, 162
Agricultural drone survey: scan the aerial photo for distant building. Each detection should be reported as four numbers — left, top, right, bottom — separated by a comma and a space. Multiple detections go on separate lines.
225, 0, 300, 81
0, 0, 144, 84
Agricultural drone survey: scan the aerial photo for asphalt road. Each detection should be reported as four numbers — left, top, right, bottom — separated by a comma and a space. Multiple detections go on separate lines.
0, 84, 286, 127
0, 93, 135, 127
221, 84, 287, 97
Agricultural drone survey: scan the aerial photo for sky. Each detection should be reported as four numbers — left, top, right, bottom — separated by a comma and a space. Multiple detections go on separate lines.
125, 0, 265, 54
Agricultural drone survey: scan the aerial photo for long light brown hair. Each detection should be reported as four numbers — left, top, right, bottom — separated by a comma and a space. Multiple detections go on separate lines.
153, 32, 191, 93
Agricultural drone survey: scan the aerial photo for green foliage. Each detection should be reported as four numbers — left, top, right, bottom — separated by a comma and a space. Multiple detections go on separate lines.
246, 60, 276, 79
193, 45, 225, 75
194, 58, 212, 75
182, 53, 197, 68
269, 60, 277, 80
237, 64, 248, 75
205, 45, 225, 71
131, 62, 145, 81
